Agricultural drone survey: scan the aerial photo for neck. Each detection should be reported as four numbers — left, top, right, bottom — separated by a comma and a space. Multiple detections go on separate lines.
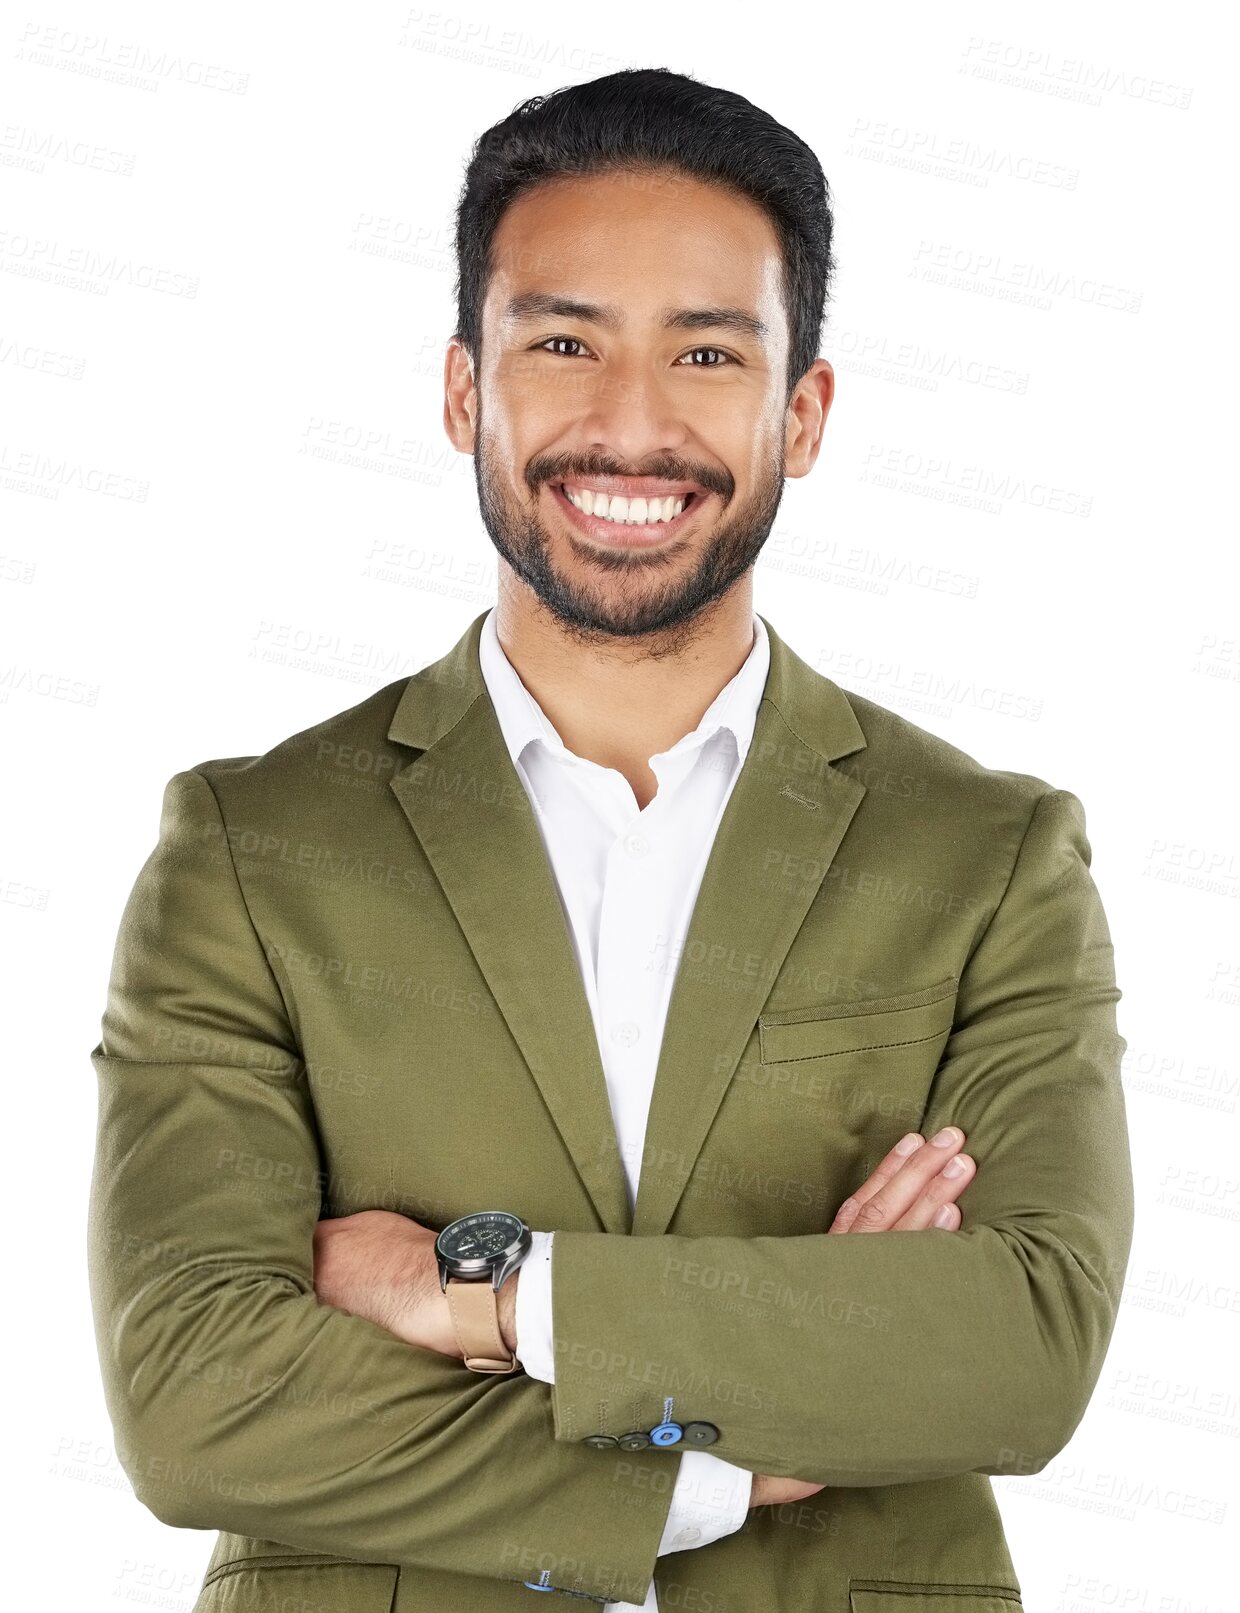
492, 575, 758, 803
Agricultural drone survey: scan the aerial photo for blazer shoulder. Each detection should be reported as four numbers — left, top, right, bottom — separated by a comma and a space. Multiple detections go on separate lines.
181, 675, 415, 816
835, 683, 1068, 824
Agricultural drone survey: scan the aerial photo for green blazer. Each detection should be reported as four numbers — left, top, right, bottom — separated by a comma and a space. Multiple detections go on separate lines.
88, 608, 1134, 1613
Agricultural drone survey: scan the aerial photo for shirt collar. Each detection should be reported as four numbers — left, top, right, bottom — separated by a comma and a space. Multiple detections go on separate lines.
478, 605, 770, 777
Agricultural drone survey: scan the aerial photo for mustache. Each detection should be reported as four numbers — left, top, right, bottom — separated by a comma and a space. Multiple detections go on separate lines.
528, 457, 732, 501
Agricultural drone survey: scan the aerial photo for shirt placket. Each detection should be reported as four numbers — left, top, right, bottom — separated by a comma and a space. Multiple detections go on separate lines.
593, 746, 702, 1190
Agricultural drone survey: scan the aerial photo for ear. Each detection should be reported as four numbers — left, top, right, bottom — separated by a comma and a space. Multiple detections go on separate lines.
444, 337, 478, 452
784, 357, 834, 480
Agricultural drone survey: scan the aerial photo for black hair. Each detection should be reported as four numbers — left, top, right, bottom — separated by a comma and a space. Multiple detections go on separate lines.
451, 67, 835, 403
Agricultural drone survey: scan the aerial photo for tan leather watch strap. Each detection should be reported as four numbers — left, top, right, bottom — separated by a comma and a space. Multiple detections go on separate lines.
446, 1276, 518, 1373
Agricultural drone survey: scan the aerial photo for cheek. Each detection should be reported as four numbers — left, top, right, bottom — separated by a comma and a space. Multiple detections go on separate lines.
702, 407, 783, 485
496, 355, 587, 423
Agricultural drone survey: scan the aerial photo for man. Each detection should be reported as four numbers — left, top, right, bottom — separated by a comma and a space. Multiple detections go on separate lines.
88, 68, 1133, 1613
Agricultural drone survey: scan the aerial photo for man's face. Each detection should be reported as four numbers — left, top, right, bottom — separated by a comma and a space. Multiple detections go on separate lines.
463, 169, 798, 641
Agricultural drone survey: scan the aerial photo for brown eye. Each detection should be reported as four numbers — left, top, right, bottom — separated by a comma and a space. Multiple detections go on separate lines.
537, 337, 589, 357
678, 347, 735, 367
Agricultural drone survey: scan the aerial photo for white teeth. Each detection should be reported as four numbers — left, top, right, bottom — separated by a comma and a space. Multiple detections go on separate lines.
563, 486, 689, 524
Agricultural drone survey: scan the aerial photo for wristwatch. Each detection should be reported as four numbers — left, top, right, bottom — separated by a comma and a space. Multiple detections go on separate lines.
435, 1210, 532, 1374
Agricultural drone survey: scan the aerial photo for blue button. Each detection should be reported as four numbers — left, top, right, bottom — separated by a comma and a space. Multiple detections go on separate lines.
523, 1583, 555, 1592
650, 1421, 683, 1445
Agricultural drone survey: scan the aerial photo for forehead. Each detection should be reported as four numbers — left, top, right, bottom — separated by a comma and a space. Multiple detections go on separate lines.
484, 170, 785, 340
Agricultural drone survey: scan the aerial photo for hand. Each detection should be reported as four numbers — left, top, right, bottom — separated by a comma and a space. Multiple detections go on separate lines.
827, 1125, 974, 1234
748, 1473, 828, 1508
748, 1128, 975, 1508
312, 1210, 462, 1358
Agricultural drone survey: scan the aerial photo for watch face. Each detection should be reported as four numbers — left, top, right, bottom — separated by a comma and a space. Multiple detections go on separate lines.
436, 1210, 527, 1270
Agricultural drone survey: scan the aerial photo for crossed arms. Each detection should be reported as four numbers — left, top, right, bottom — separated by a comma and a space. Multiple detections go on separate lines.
87, 769, 1134, 1604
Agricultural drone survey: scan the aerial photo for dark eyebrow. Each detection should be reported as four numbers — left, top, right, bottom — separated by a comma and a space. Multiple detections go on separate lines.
503, 292, 768, 342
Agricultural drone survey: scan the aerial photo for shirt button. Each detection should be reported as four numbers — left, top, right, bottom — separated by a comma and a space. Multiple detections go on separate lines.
623, 832, 650, 857
672, 1527, 702, 1547
681, 1421, 721, 1447
581, 1434, 618, 1449
617, 1430, 651, 1450
610, 1021, 640, 1047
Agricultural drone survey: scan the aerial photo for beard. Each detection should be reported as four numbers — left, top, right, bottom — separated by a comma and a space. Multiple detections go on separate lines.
471, 400, 786, 649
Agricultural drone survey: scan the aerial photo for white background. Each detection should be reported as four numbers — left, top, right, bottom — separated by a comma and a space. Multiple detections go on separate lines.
1, 2, 1235, 1609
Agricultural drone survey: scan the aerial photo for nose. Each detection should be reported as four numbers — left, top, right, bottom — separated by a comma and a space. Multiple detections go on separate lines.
573, 358, 695, 470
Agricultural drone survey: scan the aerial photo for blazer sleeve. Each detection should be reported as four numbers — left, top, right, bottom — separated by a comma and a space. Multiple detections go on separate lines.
86, 768, 677, 1606
545, 788, 1136, 1487
518, 1232, 752, 1553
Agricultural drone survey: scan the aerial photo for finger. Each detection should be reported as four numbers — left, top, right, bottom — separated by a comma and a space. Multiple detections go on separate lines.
828, 1132, 926, 1232
890, 1154, 975, 1230
842, 1127, 969, 1232
829, 1129, 967, 1233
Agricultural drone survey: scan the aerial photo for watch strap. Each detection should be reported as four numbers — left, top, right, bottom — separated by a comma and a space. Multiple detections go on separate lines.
446, 1276, 518, 1373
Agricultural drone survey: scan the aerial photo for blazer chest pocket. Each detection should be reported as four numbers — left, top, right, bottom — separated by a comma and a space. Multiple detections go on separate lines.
758, 977, 958, 1066
850, 1582, 1022, 1613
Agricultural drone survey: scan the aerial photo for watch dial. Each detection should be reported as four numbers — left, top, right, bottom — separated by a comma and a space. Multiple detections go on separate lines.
438, 1211, 523, 1263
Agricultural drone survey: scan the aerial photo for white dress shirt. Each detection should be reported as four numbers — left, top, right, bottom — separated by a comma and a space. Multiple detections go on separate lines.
478, 604, 769, 1610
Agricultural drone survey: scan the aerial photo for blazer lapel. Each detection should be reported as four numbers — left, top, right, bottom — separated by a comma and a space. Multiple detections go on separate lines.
385, 609, 868, 1241
631, 619, 868, 1236
387, 610, 633, 1235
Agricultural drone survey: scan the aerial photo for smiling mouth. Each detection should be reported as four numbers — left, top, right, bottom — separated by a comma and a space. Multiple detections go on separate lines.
549, 481, 707, 547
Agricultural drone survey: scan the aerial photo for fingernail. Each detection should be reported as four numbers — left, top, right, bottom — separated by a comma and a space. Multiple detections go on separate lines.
894, 1133, 924, 1156
943, 1154, 968, 1178
931, 1126, 960, 1148
934, 1206, 955, 1228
